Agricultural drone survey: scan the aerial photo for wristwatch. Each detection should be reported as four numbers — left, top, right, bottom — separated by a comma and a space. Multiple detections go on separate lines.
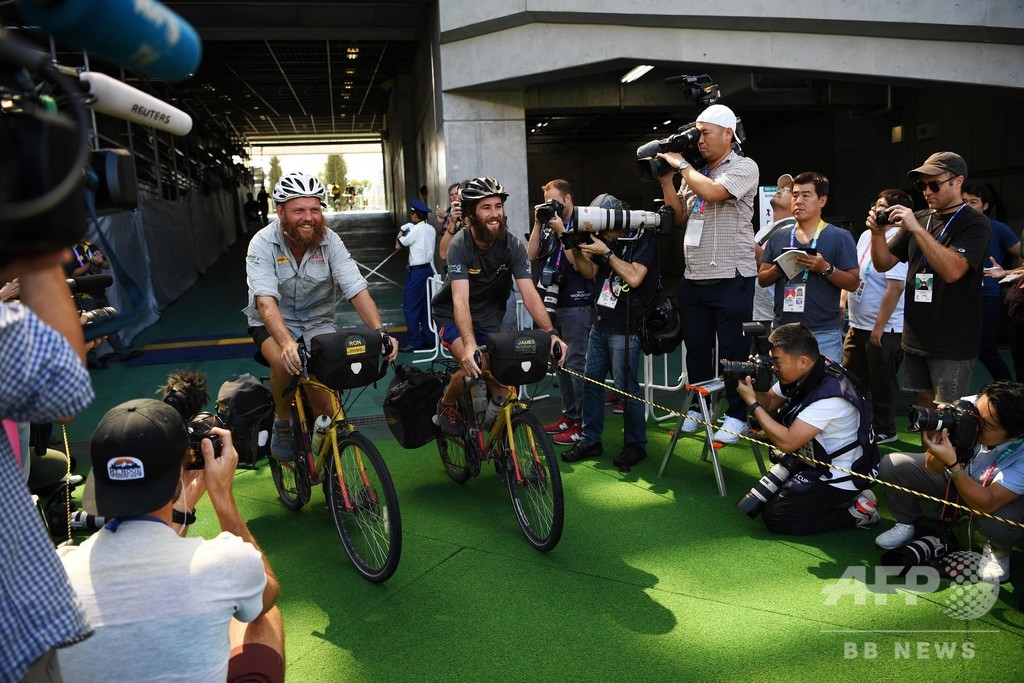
747, 401, 761, 415
945, 463, 962, 479
603, 251, 614, 264
676, 159, 690, 171
821, 264, 836, 278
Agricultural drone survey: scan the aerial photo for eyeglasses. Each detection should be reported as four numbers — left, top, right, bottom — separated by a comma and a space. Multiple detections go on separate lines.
913, 175, 956, 193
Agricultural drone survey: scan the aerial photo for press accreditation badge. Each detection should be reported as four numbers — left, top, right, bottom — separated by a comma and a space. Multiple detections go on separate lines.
783, 284, 806, 313
597, 278, 618, 308
850, 279, 865, 303
684, 218, 704, 247
914, 273, 934, 302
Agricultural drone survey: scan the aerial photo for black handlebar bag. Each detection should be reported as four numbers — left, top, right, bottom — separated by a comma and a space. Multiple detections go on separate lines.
309, 328, 382, 390
486, 329, 549, 386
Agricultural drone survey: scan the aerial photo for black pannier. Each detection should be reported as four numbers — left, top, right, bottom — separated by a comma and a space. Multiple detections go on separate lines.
486, 329, 550, 386
308, 328, 383, 390
383, 364, 444, 448
216, 374, 274, 466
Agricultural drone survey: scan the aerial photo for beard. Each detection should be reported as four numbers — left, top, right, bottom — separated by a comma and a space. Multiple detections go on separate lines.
468, 215, 507, 249
281, 214, 328, 253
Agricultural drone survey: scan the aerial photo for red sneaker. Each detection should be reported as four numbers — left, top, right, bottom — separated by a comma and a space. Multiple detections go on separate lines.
613, 398, 625, 415
553, 422, 582, 445
543, 414, 574, 434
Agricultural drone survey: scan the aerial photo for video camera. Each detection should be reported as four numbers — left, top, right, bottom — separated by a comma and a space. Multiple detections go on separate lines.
907, 399, 983, 465
720, 322, 775, 392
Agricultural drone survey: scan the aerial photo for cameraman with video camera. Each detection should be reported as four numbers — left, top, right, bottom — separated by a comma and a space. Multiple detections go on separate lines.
735, 323, 881, 534
876, 381, 1024, 583
657, 104, 760, 444
526, 179, 594, 444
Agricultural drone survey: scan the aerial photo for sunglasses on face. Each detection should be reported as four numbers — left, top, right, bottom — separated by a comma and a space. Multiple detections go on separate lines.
913, 175, 956, 193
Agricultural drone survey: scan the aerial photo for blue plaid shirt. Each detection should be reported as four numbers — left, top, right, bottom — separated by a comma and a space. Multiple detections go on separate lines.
0, 303, 94, 682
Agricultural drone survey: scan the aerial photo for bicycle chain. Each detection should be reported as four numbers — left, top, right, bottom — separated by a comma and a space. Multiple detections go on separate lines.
562, 366, 1024, 531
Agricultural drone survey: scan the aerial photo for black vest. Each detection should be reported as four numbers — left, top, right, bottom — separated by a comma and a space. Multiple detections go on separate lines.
779, 357, 880, 490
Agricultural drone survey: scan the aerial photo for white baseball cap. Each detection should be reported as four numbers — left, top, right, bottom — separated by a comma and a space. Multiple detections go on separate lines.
696, 104, 737, 136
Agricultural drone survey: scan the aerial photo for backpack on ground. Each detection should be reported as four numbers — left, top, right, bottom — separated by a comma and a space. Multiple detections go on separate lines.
216, 373, 275, 466
383, 364, 444, 449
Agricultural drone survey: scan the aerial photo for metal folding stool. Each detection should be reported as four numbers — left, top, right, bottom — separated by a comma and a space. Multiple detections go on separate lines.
658, 378, 767, 496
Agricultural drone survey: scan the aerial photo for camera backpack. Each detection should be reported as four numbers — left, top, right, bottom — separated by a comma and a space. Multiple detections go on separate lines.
383, 364, 444, 448
216, 373, 274, 467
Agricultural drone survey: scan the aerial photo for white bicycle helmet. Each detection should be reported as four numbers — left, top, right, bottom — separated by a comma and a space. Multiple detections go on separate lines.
273, 172, 327, 206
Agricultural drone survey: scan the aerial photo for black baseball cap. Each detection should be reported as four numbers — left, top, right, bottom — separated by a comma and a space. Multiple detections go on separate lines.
82, 399, 188, 517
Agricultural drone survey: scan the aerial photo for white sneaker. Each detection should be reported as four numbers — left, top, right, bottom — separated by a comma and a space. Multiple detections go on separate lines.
849, 489, 880, 527
979, 542, 1011, 584
680, 410, 702, 433
713, 416, 750, 444
875, 522, 916, 550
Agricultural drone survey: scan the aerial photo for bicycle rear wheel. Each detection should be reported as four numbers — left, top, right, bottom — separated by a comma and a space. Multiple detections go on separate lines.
504, 409, 564, 552
269, 407, 310, 510
436, 396, 476, 483
324, 430, 402, 582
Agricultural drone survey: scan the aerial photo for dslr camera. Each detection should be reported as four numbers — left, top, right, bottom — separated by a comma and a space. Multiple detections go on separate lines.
880, 517, 957, 574
538, 265, 566, 315
875, 207, 896, 226
185, 412, 224, 470
535, 198, 565, 225
720, 322, 775, 392
907, 399, 982, 465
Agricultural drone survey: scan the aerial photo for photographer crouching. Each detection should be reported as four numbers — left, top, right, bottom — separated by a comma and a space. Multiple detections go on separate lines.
876, 381, 1024, 583
735, 323, 881, 534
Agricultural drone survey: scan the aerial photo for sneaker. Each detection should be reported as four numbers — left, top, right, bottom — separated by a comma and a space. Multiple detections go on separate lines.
613, 444, 647, 472
544, 414, 574, 435
713, 416, 750, 444
849, 490, 880, 527
270, 419, 294, 462
875, 522, 916, 550
436, 401, 464, 437
612, 399, 625, 415
605, 392, 617, 406
680, 410, 702, 433
562, 441, 603, 463
979, 542, 1011, 584
876, 432, 898, 445
552, 422, 582, 445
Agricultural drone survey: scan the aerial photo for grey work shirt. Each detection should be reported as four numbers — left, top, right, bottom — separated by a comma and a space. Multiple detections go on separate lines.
243, 219, 368, 344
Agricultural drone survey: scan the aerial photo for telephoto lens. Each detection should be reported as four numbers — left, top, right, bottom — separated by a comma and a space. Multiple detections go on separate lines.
82, 306, 117, 325
881, 536, 950, 574
542, 283, 560, 315
736, 453, 800, 518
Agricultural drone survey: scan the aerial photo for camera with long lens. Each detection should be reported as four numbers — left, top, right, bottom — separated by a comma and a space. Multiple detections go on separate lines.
185, 412, 223, 470
907, 399, 982, 465
535, 198, 565, 225
538, 266, 566, 315
81, 306, 117, 326
880, 517, 957, 575
736, 451, 802, 518
568, 205, 672, 238
719, 322, 774, 392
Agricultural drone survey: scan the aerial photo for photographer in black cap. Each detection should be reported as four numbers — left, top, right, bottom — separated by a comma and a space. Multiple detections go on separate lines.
868, 152, 990, 409
58, 399, 285, 682
736, 323, 881, 534
876, 381, 1024, 584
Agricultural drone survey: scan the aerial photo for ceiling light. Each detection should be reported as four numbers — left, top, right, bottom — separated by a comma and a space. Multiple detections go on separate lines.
621, 65, 653, 84
663, 119, 672, 125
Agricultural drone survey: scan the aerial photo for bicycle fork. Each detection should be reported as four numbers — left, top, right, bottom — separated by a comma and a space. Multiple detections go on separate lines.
496, 407, 547, 486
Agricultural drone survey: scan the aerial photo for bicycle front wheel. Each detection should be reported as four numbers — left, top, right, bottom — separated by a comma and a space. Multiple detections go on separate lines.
324, 430, 402, 582
436, 396, 476, 483
504, 409, 564, 552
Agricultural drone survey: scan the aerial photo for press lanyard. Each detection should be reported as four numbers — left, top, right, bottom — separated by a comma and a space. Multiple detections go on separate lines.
971, 437, 1024, 486
104, 514, 170, 532
921, 204, 966, 272
789, 221, 826, 282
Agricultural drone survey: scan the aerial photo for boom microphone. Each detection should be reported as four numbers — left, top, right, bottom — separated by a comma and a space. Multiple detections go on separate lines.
18, 0, 202, 83
80, 71, 192, 136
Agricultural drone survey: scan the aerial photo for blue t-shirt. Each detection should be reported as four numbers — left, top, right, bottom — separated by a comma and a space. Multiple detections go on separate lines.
969, 438, 1024, 494
982, 219, 1020, 299
761, 223, 858, 331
